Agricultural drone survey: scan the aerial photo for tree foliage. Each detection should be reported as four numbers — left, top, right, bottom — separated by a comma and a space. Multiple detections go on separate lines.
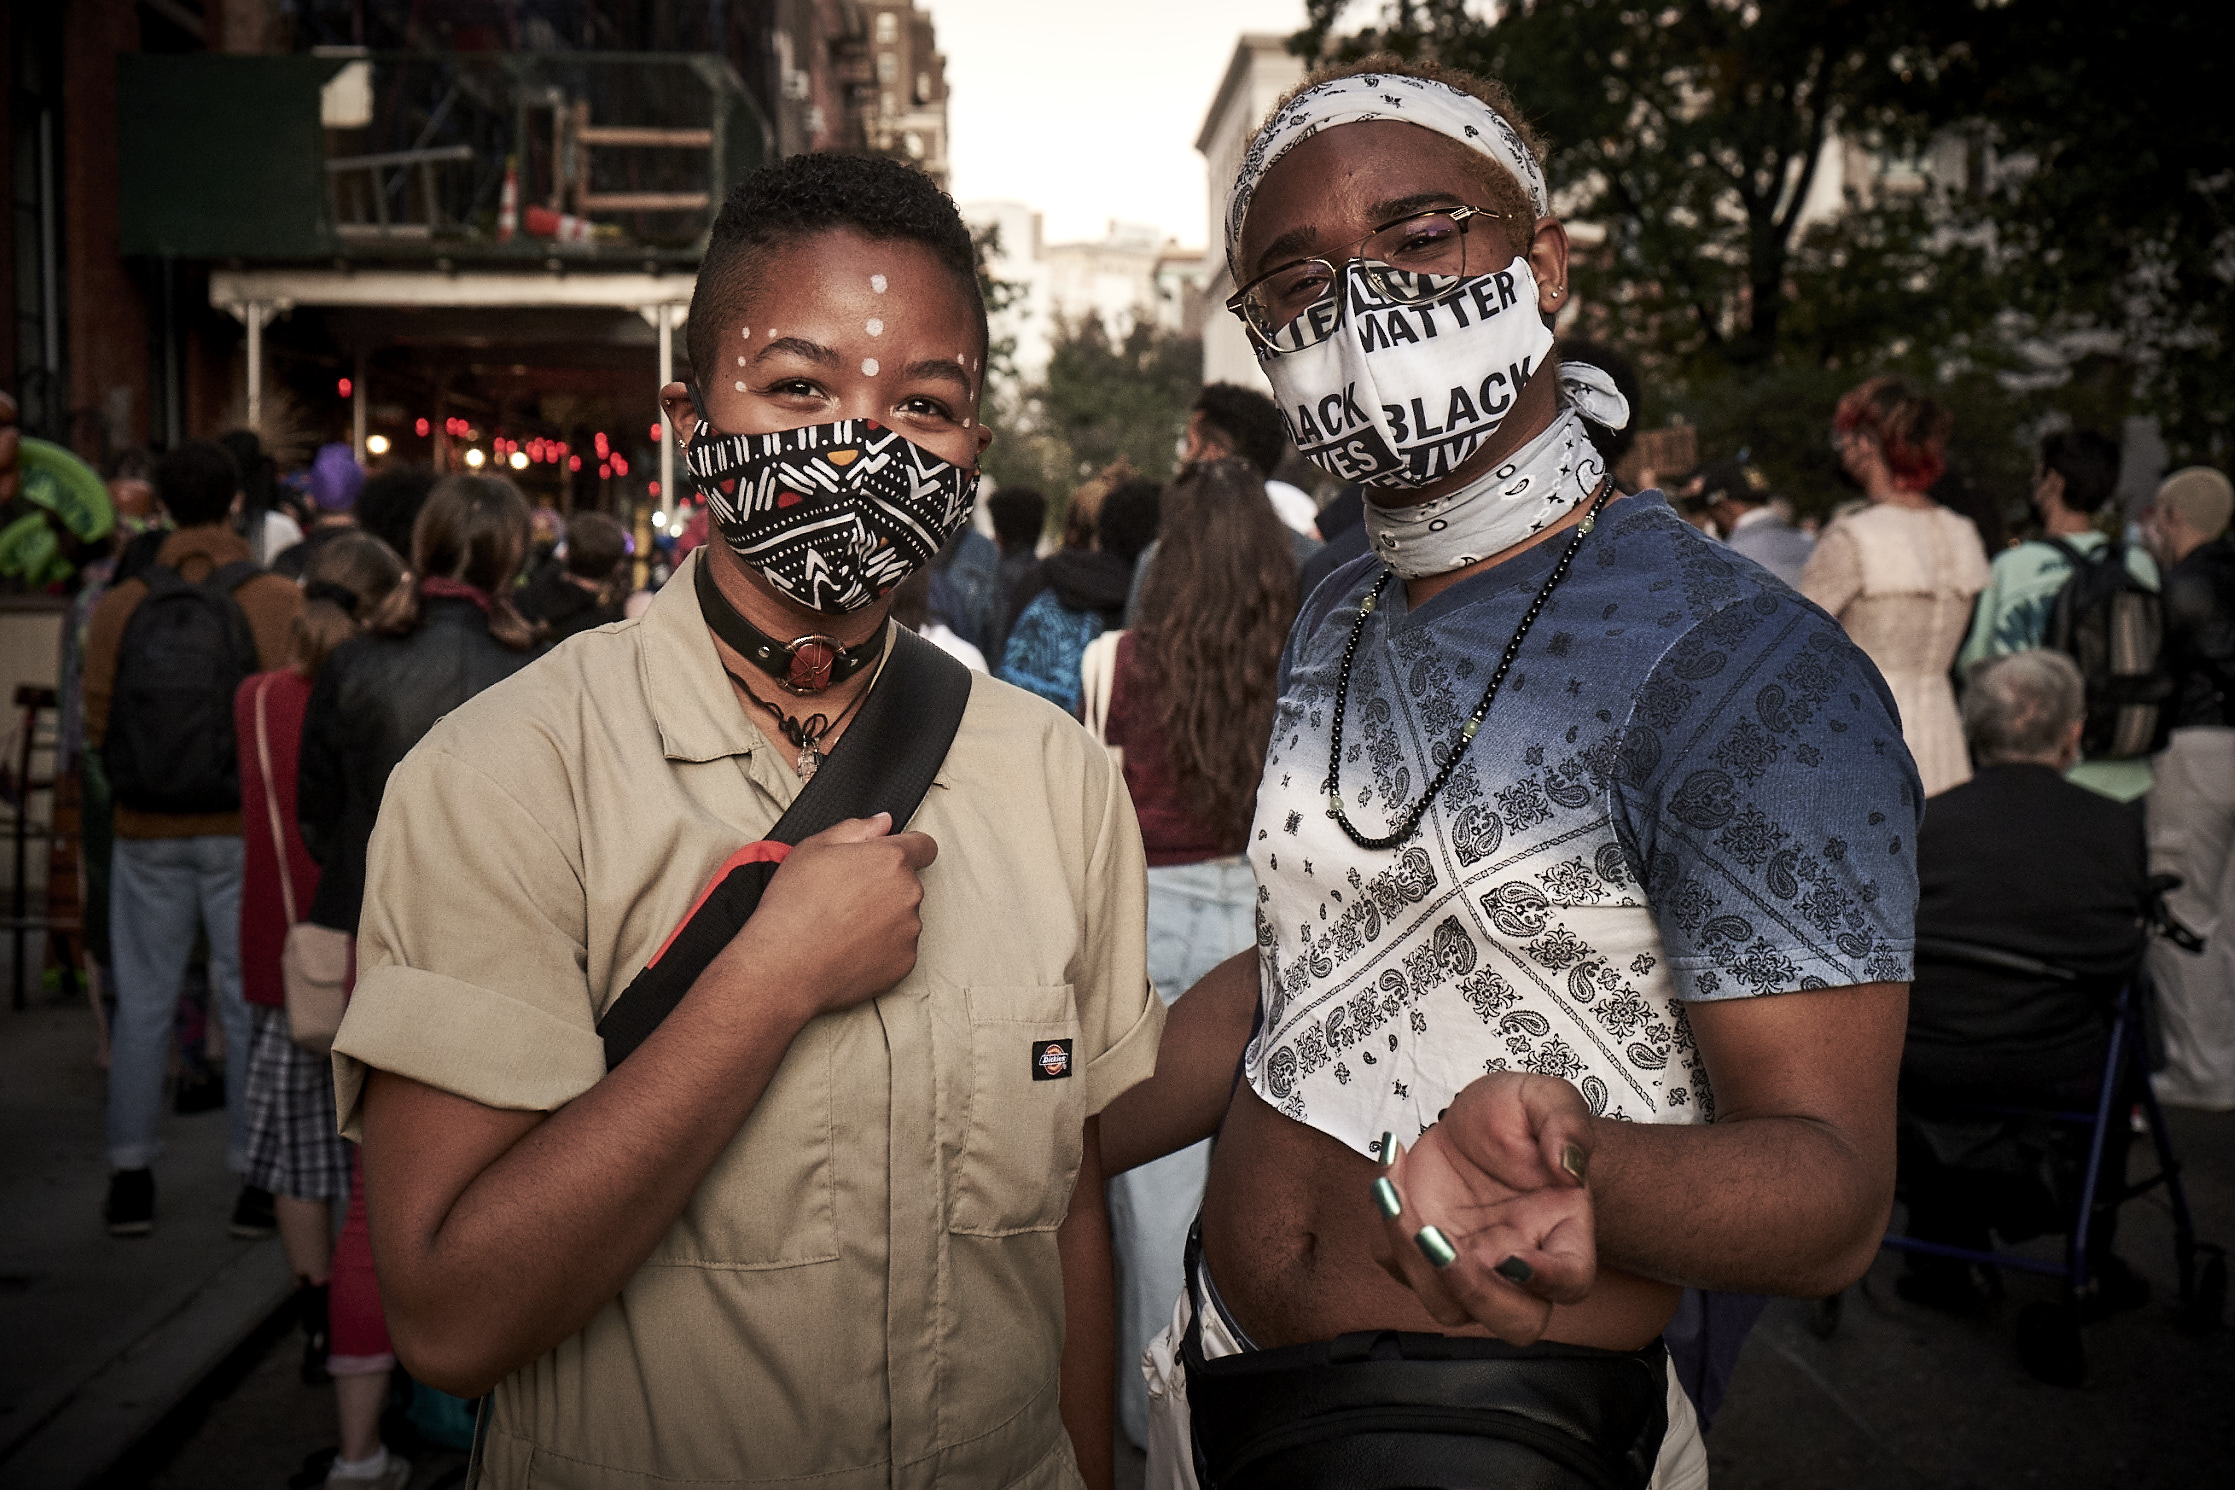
1284, 1, 2229, 516
980, 317, 1202, 513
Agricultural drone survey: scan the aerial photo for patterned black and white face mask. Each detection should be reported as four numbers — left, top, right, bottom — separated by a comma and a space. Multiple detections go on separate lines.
682, 414, 980, 615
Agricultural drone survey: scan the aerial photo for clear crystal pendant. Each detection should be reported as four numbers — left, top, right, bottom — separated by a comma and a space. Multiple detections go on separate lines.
796, 744, 821, 781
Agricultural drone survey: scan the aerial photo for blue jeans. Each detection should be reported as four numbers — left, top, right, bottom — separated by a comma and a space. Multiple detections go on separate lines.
1110, 855, 1257, 1447
108, 834, 252, 1174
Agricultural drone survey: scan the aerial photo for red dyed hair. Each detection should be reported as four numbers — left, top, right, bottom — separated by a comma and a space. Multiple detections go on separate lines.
1834, 377, 1953, 493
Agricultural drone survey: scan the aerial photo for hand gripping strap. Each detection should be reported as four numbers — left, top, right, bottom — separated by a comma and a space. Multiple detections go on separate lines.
595, 625, 973, 1069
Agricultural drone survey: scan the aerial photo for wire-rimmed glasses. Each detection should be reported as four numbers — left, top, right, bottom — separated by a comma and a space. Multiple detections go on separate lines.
1226, 205, 1503, 354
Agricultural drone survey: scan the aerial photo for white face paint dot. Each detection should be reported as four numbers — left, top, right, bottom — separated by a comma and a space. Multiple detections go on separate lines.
865, 318, 884, 337
963, 417, 972, 428
734, 380, 747, 392
861, 358, 879, 376
736, 355, 746, 367
870, 274, 888, 293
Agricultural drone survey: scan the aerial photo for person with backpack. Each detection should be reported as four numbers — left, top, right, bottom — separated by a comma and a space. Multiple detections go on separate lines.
998, 478, 1160, 713
1957, 428, 2161, 801
80, 439, 304, 1237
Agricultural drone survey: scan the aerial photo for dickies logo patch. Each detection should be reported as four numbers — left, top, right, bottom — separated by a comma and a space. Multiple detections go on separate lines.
1031, 1040, 1074, 1081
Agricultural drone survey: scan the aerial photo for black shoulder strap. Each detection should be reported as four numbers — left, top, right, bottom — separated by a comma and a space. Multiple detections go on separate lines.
595, 624, 973, 1069
2043, 536, 2098, 572
209, 559, 263, 594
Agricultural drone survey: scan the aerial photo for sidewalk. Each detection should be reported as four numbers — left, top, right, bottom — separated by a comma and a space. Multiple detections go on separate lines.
0, 998, 294, 1489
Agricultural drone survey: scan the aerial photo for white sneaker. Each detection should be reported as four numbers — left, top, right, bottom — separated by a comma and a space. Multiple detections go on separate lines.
325, 1448, 411, 1489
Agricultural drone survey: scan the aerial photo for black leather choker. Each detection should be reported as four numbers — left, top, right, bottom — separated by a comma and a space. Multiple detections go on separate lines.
693, 552, 880, 695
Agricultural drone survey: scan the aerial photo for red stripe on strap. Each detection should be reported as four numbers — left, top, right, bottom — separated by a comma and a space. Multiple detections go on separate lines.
645, 840, 793, 968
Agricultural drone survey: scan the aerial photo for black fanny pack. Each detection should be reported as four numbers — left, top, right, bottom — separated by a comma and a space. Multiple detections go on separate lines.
1181, 1234, 1669, 1490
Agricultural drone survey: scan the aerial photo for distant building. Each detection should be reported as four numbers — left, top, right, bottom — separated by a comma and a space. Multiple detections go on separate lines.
859, 2, 951, 189
964, 204, 1205, 383
0, 0, 935, 522
1194, 35, 1306, 392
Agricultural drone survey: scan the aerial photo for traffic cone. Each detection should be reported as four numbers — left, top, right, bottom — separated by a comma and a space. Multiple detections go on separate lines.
498, 156, 519, 241
524, 204, 596, 243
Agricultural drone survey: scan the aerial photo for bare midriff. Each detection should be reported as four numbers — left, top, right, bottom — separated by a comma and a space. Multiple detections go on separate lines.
1200, 1083, 1680, 1351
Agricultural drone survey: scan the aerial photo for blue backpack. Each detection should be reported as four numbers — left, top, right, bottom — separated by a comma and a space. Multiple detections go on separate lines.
996, 590, 1107, 714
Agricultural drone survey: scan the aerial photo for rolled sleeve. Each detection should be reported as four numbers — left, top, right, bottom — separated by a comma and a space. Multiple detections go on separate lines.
1069, 724, 1161, 1115
1081, 978, 1165, 1116
334, 964, 607, 1137
332, 744, 594, 1136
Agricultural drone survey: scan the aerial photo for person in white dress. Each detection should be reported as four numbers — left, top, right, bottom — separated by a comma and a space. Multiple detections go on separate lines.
1800, 378, 1990, 798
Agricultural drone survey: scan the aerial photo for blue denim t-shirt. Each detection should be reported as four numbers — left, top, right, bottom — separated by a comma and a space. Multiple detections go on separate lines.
1243, 492, 1921, 1153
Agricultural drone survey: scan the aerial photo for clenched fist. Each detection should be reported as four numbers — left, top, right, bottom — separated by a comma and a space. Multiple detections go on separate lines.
715, 813, 939, 1022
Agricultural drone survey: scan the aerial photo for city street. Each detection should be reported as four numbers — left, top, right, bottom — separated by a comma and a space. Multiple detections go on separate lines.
7, 973, 2219, 1487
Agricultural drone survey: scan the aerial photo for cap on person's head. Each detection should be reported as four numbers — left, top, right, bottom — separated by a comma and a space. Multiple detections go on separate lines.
308, 442, 366, 513
2156, 466, 2234, 541
1696, 455, 1770, 509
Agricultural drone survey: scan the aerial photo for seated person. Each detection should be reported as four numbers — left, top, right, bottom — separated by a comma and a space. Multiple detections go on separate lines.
1900, 649, 2152, 1308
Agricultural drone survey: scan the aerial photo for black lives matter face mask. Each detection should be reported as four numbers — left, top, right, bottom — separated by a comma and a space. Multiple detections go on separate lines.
1262, 255, 1556, 491
683, 413, 980, 616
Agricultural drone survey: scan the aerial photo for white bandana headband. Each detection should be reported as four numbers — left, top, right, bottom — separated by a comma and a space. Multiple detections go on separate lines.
1224, 71, 1551, 278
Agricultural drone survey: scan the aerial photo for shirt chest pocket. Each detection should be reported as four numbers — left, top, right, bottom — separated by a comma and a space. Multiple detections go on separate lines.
945, 984, 1084, 1236
645, 1017, 839, 1269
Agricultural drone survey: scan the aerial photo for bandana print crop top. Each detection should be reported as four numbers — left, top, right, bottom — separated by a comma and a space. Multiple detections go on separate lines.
1243, 494, 1922, 1157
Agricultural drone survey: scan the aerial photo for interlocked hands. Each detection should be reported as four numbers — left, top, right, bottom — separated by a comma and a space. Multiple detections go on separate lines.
1368, 1071, 1599, 1344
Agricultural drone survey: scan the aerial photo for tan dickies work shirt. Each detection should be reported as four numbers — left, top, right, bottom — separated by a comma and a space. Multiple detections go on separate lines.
332, 552, 1162, 1490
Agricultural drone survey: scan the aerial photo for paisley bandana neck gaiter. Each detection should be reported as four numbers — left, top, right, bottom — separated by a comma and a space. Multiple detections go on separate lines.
682, 416, 980, 615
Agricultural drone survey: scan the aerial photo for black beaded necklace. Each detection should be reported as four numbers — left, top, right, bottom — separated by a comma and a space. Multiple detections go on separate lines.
1323, 478, 1616, 851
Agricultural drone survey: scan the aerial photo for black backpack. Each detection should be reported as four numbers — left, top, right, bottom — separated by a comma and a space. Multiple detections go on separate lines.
105, 560, 264, 814
2042, 538, 2174, 759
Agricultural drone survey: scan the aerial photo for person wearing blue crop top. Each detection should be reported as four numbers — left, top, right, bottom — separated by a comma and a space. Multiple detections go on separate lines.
1098, 53, 1921, 1490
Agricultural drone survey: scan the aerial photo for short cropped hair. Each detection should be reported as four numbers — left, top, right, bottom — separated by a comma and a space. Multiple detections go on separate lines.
564, 511, 630, 582
1195, 384, 1288, 479
2040, 429, 2122, 514
154, 440, 241, 527
986, 487, 1046, 551
1963, 650, 2085, 767
2156, 466, 2234, 541
1097, 479, 1164, 566
687, 153, 986, 387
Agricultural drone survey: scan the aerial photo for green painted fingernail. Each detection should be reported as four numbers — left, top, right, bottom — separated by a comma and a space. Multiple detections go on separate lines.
1371, 1177, 1403, 1219
1379, 1132, 1398, 1167
1562, 1144, 1588, 1183
1415, 1226, 1458, 1268
1495, 1255, 1534, 1284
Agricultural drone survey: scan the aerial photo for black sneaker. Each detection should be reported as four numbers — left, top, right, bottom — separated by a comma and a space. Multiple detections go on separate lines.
105, 1168, 154, 1237
230, 1184, 278, 1238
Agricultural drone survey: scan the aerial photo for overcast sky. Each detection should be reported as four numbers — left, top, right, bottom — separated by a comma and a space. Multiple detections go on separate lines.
937, 0, 1313, 250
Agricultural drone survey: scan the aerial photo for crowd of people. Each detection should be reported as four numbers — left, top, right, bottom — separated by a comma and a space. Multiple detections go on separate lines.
10, 43, 2231, 1490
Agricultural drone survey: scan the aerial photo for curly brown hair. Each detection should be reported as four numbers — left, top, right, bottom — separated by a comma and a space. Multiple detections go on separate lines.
1267, 53, 1548, 231
1132, 459, 1302, 847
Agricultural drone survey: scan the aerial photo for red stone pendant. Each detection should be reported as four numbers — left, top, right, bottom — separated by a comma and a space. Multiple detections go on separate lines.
786, 641, 837, 693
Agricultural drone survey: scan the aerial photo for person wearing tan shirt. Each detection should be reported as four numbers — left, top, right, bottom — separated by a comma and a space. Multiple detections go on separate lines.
336, 153, 1161, 1489
81, 439, 302, 1237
